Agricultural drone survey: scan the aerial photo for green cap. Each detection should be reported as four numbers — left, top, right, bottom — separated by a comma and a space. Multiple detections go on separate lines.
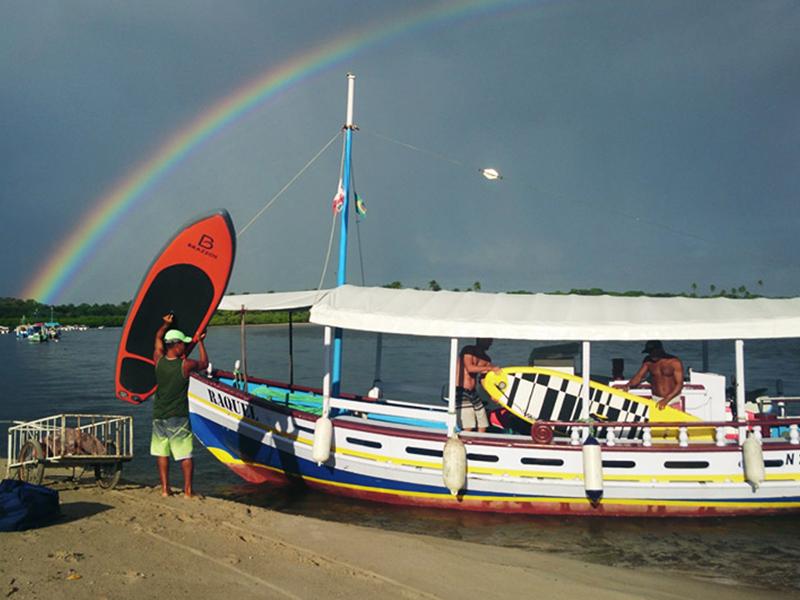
164, 329, 192, 344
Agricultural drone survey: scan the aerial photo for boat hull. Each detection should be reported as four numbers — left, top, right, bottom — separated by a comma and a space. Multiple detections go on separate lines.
189, 374, 800, 517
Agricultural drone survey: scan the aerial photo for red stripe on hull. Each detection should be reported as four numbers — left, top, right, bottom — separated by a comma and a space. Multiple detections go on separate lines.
302, 481, 794, 517
217, 456, 797, 517
224, 461, 292, 486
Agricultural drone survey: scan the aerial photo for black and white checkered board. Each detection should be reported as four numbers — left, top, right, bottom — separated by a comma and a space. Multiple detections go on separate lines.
501, 372, 651, 439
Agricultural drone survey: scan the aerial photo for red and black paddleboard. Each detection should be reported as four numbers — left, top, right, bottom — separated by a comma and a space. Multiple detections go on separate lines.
115, 209, 236, 404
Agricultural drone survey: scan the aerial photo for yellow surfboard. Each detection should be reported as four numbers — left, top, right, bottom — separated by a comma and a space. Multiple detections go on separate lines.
482, 366, 712, 440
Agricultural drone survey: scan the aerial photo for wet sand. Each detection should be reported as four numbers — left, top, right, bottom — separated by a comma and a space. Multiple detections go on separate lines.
0, 461, 787, 600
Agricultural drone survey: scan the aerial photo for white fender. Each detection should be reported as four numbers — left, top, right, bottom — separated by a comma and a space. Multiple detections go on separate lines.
742, 432, 765, 490
582, 435, 603, 504
442, 436, 467, 496
312, 416, 333, 465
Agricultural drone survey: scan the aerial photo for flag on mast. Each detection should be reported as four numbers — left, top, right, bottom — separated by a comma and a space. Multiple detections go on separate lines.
355, 193, 367, 217
331, 179, 345, 214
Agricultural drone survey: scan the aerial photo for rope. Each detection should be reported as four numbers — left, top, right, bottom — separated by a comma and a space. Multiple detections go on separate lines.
317, 210, 338, 291
351, 163, 366, 286
237, 130, 341, 237
365, 129, 463, 168
365, 127, 792, 270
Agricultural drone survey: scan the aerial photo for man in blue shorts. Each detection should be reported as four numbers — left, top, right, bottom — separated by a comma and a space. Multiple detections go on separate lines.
152, 313, 208, 497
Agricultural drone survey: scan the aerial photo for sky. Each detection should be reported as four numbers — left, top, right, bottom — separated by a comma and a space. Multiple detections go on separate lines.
2, 0, 799, 305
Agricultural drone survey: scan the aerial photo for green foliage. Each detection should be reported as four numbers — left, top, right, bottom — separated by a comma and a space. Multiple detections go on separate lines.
0, 297, 131, 328
211, 310, 309, 326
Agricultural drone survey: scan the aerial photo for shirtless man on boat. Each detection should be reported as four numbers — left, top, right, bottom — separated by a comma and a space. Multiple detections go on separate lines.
457, 338, 502, 432
623, 340, 684, 410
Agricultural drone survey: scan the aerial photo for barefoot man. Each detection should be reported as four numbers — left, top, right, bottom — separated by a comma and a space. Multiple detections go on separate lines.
623, 340, 684, 410
152, 313, 208, 497
457, 338, 502, 432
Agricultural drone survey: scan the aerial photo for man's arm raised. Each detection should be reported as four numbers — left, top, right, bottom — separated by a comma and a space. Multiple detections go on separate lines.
183, 331, 209, 376
153, 313, 173, 362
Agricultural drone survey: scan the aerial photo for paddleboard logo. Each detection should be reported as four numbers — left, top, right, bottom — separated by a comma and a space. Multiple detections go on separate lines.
187, 233, 219, 259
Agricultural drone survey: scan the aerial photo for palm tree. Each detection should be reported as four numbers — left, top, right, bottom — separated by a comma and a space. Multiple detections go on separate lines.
690, 282, 698, 297
473, 281, 482, 292
710, 284, 716, 295
428, 280, 441, 292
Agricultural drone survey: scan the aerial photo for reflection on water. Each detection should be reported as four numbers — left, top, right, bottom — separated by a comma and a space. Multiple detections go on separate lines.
2, 327, 799, 591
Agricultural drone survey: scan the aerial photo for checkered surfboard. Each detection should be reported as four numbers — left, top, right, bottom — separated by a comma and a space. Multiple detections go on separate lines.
482, 367, 695, 440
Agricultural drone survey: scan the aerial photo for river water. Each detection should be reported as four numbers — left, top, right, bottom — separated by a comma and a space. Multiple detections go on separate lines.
2, 327, 799, 591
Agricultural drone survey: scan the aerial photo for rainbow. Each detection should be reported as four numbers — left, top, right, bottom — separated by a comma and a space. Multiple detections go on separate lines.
22, 0, 535, 303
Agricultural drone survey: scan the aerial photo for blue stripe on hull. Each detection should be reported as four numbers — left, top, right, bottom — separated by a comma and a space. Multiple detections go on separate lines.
190, 412, 800, 507
191, 412, 480, 498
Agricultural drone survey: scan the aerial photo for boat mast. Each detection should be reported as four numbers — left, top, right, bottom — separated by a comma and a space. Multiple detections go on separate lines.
332, 73, 356, 394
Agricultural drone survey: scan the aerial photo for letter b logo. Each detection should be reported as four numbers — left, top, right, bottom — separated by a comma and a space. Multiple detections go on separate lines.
198, 234, 214, 250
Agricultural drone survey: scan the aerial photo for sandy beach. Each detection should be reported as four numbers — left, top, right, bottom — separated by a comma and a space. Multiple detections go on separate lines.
1, 460, 789, 600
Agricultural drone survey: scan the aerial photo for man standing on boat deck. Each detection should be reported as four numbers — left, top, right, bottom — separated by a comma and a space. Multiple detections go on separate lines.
457, 338, 502, 432
623, 340, 684, 410
152, 313, 208, 498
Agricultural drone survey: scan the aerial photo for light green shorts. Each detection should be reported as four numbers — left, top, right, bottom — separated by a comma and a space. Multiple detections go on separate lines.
151, 417, 193, 461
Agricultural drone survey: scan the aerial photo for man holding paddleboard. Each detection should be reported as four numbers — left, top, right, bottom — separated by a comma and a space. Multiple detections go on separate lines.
457, 338, 502, 432
152, 313, 209, 498
623, 340, 684, 410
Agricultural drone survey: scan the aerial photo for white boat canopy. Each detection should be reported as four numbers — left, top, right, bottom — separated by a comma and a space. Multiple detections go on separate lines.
219, 289, 331, 312
306, 284, 800, 341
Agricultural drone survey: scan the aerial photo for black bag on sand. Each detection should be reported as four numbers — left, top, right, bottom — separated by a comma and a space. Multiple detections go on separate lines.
0, 479, 60, 531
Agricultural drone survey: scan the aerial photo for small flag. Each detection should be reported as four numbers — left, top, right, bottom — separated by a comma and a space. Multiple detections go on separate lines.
355, 193, 367, 217
331, 180, 344, 215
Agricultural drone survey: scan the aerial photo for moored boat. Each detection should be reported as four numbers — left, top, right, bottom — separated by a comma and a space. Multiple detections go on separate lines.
186, 75, 800, 517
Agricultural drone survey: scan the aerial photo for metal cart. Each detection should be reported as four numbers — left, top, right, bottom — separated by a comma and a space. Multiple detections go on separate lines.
5, 414, 133, 489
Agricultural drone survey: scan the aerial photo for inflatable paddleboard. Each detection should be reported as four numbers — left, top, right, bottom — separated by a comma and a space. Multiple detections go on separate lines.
115, 210, 236, 404
482, 366, 708, 440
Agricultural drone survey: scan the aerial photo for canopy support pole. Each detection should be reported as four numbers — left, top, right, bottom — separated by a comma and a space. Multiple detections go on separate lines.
735, 339, 746, 443
447, 338, 459, 437
322, 326, 333, 418
288, 311, 294, 388
702, 340, 709, 372
581, 341, 591, 405
373, 332, 383, 387
240, 305, 248, 390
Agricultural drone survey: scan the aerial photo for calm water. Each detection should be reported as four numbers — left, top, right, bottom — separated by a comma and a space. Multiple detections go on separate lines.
2, 327, 800, 591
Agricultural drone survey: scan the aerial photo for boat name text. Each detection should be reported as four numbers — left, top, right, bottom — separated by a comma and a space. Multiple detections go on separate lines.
207, 389, 256, 420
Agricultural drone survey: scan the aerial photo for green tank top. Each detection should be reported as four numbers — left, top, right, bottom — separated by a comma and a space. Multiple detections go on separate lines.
154, 357, 189, 419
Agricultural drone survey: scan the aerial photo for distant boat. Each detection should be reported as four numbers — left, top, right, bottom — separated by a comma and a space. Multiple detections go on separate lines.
26, 323, 48, 343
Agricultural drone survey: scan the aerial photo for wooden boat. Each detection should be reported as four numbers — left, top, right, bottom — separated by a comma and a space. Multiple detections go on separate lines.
187, 75, 800, 517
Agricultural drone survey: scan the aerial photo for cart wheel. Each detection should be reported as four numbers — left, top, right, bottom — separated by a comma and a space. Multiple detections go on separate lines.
95, 443, 122, 489
18, 440, 45, 485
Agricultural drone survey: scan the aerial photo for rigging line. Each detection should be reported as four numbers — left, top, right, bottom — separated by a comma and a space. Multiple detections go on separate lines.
317, 132, 350, 291
351, 167, 366, 286
317, 210, 338, 292
237, 130, 342, 237
363, 129, 464, 168
355, 217, 366, 285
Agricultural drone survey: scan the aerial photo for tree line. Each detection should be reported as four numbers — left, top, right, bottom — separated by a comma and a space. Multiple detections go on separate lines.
0, 280, 773, 329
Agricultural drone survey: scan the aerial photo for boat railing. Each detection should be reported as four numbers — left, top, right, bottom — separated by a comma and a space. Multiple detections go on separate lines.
329, 396, 450, 424
755, 396, 800, 417
532, 415, 800, 448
